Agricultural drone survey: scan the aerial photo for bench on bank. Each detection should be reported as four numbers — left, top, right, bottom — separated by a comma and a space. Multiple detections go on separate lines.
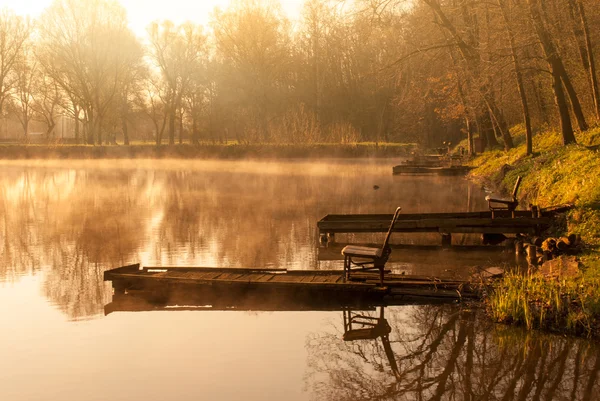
485, 176, 522, 218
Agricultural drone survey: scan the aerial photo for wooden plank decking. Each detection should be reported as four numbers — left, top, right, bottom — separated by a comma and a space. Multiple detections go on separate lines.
103, 264, 480, 309
318, 211, 550, 237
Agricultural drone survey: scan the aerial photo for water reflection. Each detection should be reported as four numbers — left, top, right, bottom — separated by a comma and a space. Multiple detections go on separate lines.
104, 282, 600, 401
306, 305, 600, 401
0, 160, 488, 319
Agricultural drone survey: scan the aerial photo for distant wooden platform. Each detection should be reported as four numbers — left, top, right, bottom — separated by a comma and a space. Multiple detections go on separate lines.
393, 165, 472, 175
103, 264, 480, 310
318, 210, 550, 237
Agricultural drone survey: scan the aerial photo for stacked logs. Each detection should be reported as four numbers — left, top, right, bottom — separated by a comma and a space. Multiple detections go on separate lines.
516, 234, 582, 266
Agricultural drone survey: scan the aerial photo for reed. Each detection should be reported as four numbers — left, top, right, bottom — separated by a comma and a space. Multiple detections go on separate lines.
488, 271, 600, 337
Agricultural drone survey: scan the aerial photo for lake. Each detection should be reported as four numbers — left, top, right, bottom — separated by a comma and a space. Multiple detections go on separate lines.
0, 159, 598, 400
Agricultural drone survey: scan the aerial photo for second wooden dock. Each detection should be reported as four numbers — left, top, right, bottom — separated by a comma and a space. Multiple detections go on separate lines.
104, 264, 482, 308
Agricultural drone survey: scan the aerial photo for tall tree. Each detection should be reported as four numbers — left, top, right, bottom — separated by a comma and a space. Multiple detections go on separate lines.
212, 0, 292, 143
10, 38, 37, 138
421, 0, 514, 151
498, 0, 533, 155
526, 0, 577, 145
148, 21, 207, 145
37, 0, 143, 145
0, 10, 31, 116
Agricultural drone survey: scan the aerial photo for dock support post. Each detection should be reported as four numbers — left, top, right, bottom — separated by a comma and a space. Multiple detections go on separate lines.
526, 244, 538, 266
441, 233, 452, 248
530, 205, 540, 218
113, 282, 126, 295
319, 232, 328, 245
343, 255, 350, 281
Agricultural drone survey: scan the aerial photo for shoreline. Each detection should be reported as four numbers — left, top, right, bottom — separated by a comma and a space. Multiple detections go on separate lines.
465, 126, 600, 338
0, 143, 415, 160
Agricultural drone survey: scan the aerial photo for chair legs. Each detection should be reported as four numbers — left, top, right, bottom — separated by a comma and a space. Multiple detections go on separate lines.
377, 263, 384, 287
344, 255, 350, 281
343, 256, 386, 287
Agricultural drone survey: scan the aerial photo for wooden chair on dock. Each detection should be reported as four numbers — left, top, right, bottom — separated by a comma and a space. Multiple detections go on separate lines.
485, 176, 522, 218
341, 206, 401, 286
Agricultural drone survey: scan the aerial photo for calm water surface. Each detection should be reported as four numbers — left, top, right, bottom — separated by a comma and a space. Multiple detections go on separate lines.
0, 159, 598, 401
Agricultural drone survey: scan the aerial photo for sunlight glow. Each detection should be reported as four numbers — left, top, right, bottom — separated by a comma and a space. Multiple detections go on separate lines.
0, 0, 305, 36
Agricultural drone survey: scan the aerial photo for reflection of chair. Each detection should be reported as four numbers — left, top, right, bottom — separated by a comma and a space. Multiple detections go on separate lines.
485, 176, 522, 218
343, 308, 391, 341
341, 207, 401, 286
343, 307, 400, 379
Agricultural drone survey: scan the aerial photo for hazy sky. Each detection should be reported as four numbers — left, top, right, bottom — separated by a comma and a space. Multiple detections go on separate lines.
1, 0, 306, 36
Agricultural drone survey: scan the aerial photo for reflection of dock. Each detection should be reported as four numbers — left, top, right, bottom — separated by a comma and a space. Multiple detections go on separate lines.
104, 277, 465, 316
103, 264, 481, 312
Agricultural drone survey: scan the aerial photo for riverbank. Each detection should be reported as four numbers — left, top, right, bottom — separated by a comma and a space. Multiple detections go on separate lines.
0, 142, 415, 159
466, 126, 600, 337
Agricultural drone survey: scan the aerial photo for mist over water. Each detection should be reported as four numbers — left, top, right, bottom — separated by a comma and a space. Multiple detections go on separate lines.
0, 159, 598, 401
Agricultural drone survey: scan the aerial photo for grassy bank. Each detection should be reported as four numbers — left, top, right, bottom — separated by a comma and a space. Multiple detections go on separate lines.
0, 142, 415, 160
465, 126, 600, 337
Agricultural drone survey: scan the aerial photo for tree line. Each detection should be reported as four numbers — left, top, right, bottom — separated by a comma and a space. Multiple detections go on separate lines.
0, 0, 598, 151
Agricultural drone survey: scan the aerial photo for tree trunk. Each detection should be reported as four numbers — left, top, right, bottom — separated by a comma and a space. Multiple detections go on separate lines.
466, 117, 474, 155
557, 61, 589, 132
74, 116, 79, 144
46, 123, 56, 139
87, 109, 95, 145
179, 112, 183, 144
192, 117, 198, 144
122, 117, 129, 145
498, 0, 533, 155
577, 0, 600, 121
487, 101, 513, 150
23, 115, 28, 139
552, 64, 577, 145
475, 114, 487, 150
97, 118, 103, 145
527, 0, 577, 145
168, 106, 175, 145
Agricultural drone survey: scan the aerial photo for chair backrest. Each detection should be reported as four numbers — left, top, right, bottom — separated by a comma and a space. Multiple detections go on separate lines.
381, 207, 402, 252
511, 176, 522, 201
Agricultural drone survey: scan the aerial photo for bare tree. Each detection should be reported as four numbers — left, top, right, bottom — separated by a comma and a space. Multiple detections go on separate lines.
148, 21, 207, 145
37, 0, 143, 145
0, 10, 30, 116
10, 38, 37, 138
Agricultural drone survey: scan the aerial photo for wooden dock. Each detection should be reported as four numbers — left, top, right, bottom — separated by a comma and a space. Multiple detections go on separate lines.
392, 165, 472, 175
103, 264, 481, 310
317, 208, 560, 247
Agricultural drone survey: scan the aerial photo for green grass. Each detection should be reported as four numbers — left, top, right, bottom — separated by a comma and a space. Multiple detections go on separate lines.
468, 125, 600, 337
489, 271, 600, 337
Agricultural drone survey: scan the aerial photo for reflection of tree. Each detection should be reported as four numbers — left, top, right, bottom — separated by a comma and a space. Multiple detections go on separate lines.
306, 305, 600, 401
0, 161, 487, 319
